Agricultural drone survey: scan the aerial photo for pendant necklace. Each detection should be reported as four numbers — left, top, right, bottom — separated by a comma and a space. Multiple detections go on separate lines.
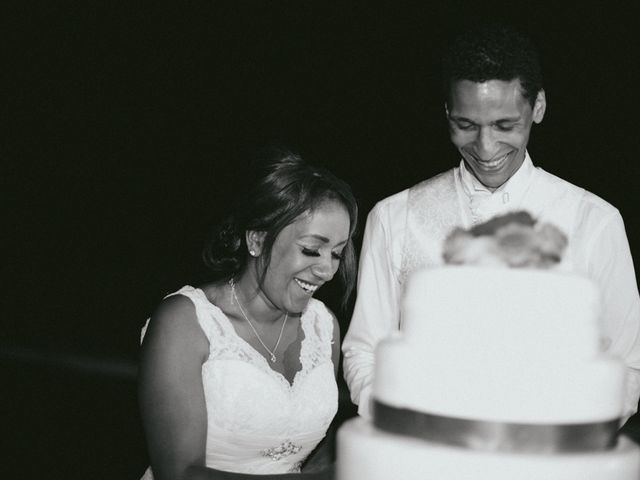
230, 279, 288, 363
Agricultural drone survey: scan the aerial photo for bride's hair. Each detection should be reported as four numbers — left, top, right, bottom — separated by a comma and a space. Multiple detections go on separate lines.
202, 147, 358, 310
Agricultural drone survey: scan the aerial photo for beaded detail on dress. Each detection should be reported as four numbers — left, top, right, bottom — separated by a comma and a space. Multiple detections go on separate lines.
262, 440, 302, 461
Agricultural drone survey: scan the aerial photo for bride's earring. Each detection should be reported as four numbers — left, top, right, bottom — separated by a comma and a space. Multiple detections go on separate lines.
246, 230, 265, 259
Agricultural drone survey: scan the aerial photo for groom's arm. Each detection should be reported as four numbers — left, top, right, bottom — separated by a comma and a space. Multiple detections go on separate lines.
342, 201, 402, 418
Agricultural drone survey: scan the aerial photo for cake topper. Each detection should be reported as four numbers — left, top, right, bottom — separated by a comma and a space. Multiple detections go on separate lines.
442, 211, 568, 269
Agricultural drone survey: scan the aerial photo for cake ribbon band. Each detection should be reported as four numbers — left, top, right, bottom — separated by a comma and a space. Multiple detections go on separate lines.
373, 400, 620, 453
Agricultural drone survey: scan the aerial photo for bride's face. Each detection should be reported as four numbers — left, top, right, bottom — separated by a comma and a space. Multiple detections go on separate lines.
258, 200, 350, 314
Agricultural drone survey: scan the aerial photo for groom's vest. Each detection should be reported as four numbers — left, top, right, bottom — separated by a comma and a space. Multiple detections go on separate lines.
398, 166, 588, 286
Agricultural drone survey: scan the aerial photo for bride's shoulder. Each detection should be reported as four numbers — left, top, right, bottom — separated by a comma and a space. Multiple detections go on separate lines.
305, 299, 339, 339
143, 290, 209, 358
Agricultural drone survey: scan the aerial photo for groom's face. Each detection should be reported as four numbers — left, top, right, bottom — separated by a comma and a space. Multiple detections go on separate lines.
446, 78, 545, 190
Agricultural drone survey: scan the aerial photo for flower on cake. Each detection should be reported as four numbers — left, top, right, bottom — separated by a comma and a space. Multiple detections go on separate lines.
442, 211, 567, 269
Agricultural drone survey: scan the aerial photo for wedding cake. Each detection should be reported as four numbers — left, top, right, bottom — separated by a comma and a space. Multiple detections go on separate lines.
337, 212, 640, 479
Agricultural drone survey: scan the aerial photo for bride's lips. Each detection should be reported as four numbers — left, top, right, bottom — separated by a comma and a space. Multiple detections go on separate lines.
294, 278, 320, 295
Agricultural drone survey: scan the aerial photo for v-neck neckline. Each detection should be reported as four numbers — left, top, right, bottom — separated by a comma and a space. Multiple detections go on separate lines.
194, 287, 309, 388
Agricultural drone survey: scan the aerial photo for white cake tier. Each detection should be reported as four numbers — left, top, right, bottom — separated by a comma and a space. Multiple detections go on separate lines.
375, 337, 624, 423
373, 266, 625, 423
402, 267, 602, 360
337, 418, 640, 480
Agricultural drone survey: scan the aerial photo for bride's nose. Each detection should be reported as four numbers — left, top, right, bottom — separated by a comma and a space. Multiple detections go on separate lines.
311, 254, 336, 281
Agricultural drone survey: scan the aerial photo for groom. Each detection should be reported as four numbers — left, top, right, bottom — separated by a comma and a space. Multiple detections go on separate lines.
342, 23, 640, 423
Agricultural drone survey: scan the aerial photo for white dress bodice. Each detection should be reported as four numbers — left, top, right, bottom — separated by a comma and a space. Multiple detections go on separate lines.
140, 286, 338, 477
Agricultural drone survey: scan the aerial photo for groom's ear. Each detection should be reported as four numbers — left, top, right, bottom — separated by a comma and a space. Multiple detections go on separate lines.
532, 89, 546, 124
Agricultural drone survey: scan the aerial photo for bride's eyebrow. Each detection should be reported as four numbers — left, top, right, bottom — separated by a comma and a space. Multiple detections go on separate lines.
300, 234, 347, 246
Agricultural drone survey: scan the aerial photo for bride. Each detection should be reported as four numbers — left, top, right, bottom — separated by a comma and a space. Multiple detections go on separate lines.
138, 149, 358, 480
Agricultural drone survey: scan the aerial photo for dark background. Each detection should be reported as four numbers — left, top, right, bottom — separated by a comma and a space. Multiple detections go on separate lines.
3, 1, 639, 478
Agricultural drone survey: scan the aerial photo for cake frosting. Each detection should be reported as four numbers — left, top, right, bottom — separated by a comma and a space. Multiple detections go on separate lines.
337, 211, 640, 479
376, 267, 624, 424
338, 420, 640, 480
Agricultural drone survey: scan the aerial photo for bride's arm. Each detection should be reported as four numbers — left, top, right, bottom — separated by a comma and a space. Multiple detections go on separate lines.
138, 295, 211, 480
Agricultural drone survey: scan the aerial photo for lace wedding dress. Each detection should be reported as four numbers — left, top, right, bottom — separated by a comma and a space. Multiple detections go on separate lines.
140, 286, 338, 478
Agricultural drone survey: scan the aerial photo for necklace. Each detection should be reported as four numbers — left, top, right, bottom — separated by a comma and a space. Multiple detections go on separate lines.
229, 279, 288, 363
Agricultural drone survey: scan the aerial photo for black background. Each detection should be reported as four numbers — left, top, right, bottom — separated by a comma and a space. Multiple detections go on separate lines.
3, 1, 639, 478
